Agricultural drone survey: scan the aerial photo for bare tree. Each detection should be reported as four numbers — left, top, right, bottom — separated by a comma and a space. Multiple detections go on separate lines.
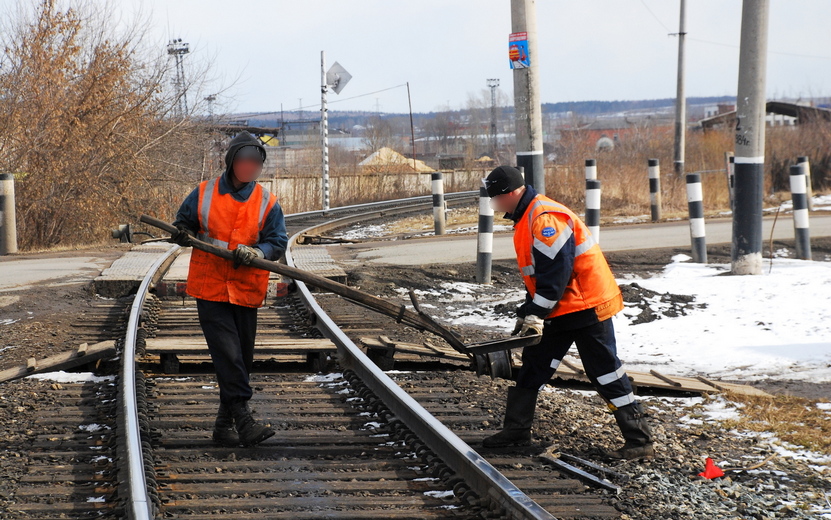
0, 0, 215, 249
362, 116, 399, 153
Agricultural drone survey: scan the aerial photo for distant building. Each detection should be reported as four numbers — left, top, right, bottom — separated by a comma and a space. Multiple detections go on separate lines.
699, 101, 831, 132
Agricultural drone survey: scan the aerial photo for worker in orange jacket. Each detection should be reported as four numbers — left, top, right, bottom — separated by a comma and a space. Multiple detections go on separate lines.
482, 165, 653, 460
171, 131, 287, 447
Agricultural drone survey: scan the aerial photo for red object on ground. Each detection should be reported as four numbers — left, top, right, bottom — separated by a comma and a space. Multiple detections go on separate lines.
698, 457, 725, 479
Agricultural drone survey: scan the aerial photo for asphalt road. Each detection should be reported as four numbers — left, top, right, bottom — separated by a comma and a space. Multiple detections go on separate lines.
0, 252, 122, 293
344, 214, 831, 266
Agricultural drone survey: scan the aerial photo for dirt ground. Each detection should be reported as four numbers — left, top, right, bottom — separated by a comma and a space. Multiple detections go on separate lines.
0, 244, 130, 372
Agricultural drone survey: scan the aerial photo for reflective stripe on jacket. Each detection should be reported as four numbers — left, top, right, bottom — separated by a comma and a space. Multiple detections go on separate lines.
514, 194, 623, 320
186, 178, 277, 308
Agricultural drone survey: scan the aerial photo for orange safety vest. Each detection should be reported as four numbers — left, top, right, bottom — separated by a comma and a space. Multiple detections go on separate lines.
186, 177, 277, 308
514, 194, 623, 321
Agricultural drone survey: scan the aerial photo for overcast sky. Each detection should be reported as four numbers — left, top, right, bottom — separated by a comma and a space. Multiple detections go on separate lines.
126, 0, 831, 116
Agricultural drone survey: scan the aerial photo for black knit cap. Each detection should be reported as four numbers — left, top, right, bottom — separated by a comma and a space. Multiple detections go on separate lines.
484, 165, 525, 197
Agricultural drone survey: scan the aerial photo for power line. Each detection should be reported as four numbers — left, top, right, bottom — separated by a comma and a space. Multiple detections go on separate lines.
688, 37, 831, 60
638, 0, 671, 33
637, 0, 831, 60
315, 83, 407, 108
235, 83, 409, 119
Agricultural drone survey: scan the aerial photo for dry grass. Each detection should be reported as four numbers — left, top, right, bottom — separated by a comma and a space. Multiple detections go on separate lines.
538, 123, 828, 218
719, 392, 831, 456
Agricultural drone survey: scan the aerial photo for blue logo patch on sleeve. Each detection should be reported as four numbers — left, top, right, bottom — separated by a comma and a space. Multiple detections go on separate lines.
541, 226, 557, 238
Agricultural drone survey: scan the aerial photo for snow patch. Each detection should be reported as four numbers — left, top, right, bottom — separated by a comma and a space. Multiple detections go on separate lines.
28, 371, 115, 384
614, 257, 831, 382
304, 372, 343, 383
424, 490, 455, 499
79, 423, 109, 433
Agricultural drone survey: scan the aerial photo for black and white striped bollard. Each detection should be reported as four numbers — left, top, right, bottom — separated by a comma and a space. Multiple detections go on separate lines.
585, 179, 601, 243
648, 158, 662, 222
431, 171, 446, 235
585, 158, 597, 181
476, 184, 493, 284
797, 156, 814, 212
789, 164, 812, 260
686, 172, 707, 263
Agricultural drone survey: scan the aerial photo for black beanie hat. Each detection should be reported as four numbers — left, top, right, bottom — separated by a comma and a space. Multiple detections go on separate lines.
485, 165, 525, 197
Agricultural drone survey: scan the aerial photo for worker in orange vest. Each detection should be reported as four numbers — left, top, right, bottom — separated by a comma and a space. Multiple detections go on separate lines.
482, 165, 653, 460
170, 131, 287, 447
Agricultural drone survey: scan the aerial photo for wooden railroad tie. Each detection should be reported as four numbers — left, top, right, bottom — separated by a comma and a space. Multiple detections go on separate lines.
0, 341, 117, 384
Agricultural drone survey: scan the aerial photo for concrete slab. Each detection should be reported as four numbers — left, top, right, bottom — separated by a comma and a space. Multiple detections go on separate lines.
291, 245, 348, 283
339, 215, 831, 266
92, 243, 178, 297
165, 249, 192, 280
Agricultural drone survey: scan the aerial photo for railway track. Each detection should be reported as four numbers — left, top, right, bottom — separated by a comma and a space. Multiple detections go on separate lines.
8, 192, 620, 520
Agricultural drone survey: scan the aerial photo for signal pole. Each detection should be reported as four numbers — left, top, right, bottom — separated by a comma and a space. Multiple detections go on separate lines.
321, 51, 330, 211
510, 0, 545, 194
731, 0, 770, 275
673, 0, 687, 176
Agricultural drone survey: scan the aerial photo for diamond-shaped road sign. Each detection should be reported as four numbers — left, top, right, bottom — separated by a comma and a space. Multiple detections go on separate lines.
326, 62, 352, 94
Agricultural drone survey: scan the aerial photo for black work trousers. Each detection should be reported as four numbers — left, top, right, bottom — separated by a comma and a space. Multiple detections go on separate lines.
196, 299, 258, 405
515, 318, 635, 409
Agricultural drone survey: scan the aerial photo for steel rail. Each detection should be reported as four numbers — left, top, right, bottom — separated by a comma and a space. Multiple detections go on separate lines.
285, 227, 557, 520
119, 243, 180, 520
284, 190, 477, 222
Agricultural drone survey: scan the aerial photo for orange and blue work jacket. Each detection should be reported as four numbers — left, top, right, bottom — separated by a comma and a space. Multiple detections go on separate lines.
508, 186, 623, 327
173, 172, 287, 308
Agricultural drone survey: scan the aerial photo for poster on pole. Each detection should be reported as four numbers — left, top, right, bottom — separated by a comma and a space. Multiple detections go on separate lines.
509, 32, 529, 69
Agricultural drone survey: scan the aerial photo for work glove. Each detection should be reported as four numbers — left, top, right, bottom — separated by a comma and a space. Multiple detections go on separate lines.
169, 225, 194, 247
518, 314, 545, 337
511, 318, 524, 336
233, 245, 264, 269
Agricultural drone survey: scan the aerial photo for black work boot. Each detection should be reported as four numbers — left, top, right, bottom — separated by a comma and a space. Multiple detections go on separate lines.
212, 402, 240, 447
230, 400, 275, 447
605, 401, 654, 460
482, 386, 538, 448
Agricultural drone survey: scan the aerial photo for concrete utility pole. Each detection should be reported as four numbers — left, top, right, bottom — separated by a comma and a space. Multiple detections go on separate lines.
673, 0, 687, 176
0, 173, 17, 255
510, 0, 545, 194
487, 78, 500, 160
732, 0, 770, 275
